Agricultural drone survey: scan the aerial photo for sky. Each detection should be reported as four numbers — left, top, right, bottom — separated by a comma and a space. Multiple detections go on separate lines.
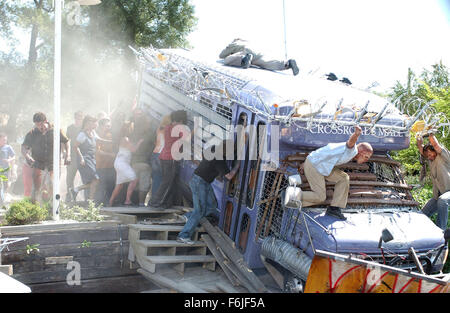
2, 0, 449, 92
187, 0, 450, 92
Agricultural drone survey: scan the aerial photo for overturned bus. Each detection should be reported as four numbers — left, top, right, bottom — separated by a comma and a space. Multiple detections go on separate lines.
133, 47, 449, 293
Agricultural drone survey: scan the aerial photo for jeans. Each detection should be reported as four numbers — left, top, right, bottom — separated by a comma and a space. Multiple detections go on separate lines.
422, 191, 450, 230
178, 174, 217, 240
148, 159, 180, 207
150, 153, 162, 197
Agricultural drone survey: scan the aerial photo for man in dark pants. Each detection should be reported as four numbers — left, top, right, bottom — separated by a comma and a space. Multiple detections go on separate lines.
177, 141, 240, 244
22, 112, 70, 203
94, 118, 116, 206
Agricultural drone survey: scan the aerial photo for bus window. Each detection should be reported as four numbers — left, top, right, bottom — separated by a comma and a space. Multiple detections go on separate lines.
224, 201, 234, 235
246, 121, 266, 208
227, 112, 248, 197
238, 213, 251, 253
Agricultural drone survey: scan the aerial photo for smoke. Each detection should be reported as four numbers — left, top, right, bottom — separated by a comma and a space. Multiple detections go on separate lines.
0, 3, 141, 143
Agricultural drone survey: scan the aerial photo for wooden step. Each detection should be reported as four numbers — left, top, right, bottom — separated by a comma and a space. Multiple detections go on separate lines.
137, 240, 206, 248
145, 255, 216, 264
140, 255, 216, 275
129, 224, 204, 232
101, 207, 183, 215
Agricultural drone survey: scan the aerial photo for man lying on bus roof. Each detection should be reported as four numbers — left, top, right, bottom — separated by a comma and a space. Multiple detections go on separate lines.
219, 38, 299, 76
300, 125, 373, 220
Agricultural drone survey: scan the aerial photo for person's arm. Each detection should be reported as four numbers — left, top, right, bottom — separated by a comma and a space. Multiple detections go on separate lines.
428, 133, 443, 154
74, 133, 85, 166
225, 161, 240, 180
63, 140, 71, 165
123, 137, 144, 153
416, 133, 425, 156
21, 144, 34, 166
346, 125, 362, 149
93, 130, 112, 145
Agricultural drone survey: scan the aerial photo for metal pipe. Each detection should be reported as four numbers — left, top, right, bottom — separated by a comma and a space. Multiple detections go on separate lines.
261, 236, 312, 281
52, 0, 62, 221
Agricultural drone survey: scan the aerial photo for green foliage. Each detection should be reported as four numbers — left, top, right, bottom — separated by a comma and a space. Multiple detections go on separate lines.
80, 240, 92, 248
405, 175, 433, 208
26, 243, 40, 254
392, 137, 422, 175
1, 0, 197, 141
390, 62, 450, 172
59, 200, 104, 222
4, 198, 48, 225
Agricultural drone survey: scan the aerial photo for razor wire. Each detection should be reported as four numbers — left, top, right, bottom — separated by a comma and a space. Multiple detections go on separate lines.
132, 46, 449, 139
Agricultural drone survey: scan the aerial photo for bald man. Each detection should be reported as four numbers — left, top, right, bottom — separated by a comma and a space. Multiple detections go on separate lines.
301, 126, 373, 220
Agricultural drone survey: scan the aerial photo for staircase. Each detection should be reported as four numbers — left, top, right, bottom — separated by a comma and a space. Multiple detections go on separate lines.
100, 206, 256, 293
128, 223, 216, 275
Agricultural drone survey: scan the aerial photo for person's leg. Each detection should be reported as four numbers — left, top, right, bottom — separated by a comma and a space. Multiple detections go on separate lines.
422, 198, 438, 217
224, 51, 249, 67
65, 162, 77, 201
88, 178, 99, 200
133, 163, 151, 205
326, 168, 350, 208
148, 160, 176, 207
94, 168, 106, 204
150, 153, 162, 197
125, 179, 139, 205
31, 168, 43, 203
22, 163, 33, 198
178, 176, 207, 240
205, 184, 218, 217
435, 192, 450, 230
301, 158, 327, 207
251, 55, 286, 71
105, 168, 116, 205
109, 184, 123, 206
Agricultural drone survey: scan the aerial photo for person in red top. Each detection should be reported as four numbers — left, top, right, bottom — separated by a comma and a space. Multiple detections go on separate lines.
148, 110, 188, 208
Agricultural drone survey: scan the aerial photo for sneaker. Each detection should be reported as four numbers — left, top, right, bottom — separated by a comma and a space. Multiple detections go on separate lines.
68, 188, 78, 202
241, 53, 253, 69
326, 206, 347, 220
287, 59, 299, 76
176, 236, 194, 245
175, 214, 188, 223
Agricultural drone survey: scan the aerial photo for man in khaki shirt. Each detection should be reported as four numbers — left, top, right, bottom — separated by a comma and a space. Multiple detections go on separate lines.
416, 133, 450, 230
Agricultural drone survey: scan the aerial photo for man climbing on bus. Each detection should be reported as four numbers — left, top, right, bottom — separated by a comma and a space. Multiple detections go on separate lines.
300, 125, 373, 220
176, 140, 240, 244
416, 133, 450, 230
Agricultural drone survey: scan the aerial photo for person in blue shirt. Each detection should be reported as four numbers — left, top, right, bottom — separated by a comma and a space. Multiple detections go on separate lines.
301, 126, 373, 220
0, 133, 15, 206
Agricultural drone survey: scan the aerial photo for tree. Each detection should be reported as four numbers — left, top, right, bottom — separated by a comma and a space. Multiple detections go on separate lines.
0, 0, 197, 141
389, 62, 450, 175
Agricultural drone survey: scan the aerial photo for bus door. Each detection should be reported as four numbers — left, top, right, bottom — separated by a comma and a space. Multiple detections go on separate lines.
220, 106, 253, 240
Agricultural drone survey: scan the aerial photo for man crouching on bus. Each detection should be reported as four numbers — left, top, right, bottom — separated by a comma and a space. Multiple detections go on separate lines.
301, 125, 373, 220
